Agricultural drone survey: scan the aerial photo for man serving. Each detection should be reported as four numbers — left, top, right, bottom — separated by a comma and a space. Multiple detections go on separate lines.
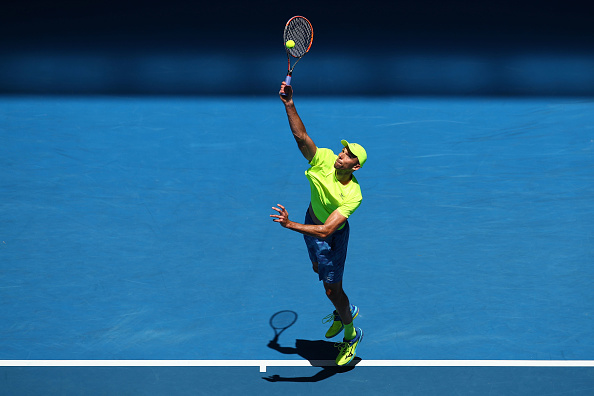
270, 82, 367, 366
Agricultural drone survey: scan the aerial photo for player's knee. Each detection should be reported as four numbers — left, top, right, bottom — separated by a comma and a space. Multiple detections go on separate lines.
325, 286, 339, 300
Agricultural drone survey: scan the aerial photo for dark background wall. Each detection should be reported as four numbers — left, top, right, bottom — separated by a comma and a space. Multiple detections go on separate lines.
1, 0, 592, 95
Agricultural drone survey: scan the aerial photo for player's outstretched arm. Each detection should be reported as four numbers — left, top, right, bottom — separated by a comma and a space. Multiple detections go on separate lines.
271, 204, 346, 239
279, 82, 317, 162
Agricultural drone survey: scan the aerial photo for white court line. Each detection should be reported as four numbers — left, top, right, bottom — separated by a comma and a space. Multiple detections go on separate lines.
1, 360, 593, 373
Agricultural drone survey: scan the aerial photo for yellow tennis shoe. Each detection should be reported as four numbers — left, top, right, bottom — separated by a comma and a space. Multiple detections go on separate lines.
335, 327, 363, 366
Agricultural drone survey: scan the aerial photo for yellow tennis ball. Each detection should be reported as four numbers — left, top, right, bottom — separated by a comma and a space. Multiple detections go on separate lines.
285, 40, 295, 49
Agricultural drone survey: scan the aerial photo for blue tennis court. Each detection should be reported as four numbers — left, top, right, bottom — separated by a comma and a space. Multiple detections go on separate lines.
1, 94, 593, 394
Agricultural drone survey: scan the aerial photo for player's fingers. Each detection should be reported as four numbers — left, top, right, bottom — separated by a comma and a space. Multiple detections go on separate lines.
277, 204, 286, 210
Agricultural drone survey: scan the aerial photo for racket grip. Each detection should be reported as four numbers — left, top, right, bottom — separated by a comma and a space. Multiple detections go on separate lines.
284, 75, 292, 86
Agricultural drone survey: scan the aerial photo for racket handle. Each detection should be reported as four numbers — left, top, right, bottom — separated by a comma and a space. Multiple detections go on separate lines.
281, 75, 292, 96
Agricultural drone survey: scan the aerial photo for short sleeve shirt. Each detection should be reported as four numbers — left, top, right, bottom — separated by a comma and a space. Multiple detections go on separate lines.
305, 148, 362, 226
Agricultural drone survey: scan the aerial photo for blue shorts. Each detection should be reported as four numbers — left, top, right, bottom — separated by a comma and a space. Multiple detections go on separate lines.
303, 209, 350, 284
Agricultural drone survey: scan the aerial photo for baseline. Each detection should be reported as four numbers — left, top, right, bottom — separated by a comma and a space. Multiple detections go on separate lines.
2, 360, 593, 373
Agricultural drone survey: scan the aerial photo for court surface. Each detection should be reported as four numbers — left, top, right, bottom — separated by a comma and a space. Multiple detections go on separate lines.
1, 95, 593, 394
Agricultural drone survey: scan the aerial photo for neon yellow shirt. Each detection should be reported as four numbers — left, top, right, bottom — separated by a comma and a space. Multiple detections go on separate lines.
305, 148, 362, 226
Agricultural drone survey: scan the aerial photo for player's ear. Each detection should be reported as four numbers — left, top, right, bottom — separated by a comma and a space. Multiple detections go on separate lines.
352, 164, 361, 171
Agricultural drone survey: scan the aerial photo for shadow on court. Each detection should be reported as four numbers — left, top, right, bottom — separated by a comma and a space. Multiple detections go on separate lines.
263, 311, 360, 382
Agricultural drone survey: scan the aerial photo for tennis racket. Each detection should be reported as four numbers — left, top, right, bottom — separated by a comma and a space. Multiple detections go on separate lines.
269, 310, 298, 344
283, 16, 314, 87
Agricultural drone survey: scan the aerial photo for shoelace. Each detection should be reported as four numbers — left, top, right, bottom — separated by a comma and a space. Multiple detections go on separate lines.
322, 312, 339, 324
334, 340, 356, 359
334, 341, 348, 350
335, 333, 358, 352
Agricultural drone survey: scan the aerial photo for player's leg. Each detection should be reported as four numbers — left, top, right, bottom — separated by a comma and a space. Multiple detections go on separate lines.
324, 222, 362, 365
325, 280, 363, 365
323, 281, 352, 325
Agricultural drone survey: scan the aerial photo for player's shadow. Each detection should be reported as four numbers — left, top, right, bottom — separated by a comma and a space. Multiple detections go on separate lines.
263, 311, 360, 382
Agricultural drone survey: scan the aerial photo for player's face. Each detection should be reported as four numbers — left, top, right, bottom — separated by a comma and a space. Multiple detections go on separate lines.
334, 147, 360, 170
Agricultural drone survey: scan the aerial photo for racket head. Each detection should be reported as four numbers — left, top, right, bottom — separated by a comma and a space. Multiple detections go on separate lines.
283, 16, 314, 58
270, 310, 298, 331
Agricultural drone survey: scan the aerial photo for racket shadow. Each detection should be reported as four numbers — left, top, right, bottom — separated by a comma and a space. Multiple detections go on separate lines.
265, 311, 361, 382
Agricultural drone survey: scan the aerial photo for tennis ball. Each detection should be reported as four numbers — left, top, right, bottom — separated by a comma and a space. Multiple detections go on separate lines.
285, 40, 295, 49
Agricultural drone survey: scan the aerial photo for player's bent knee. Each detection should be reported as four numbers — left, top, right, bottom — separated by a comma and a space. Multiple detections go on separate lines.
325, 286, 338, 299
324, 283, 343, 301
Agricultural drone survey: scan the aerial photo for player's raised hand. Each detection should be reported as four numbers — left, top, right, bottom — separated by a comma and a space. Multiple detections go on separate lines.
270, 204, 290, 227
279, 82, 293, 103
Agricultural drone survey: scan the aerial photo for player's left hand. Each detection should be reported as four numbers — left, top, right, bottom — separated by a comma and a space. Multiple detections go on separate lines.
270, 204, 290, 227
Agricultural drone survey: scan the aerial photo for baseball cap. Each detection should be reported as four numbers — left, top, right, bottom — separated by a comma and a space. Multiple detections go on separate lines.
341, 140, 367, 167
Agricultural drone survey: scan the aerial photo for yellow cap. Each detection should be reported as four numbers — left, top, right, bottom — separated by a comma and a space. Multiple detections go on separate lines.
341, 140, 367, 167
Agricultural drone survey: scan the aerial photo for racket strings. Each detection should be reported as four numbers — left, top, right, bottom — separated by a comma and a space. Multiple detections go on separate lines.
284, 18, 313, 58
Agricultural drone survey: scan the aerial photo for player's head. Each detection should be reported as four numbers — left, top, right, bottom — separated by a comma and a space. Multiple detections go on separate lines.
339, 140, 367, 169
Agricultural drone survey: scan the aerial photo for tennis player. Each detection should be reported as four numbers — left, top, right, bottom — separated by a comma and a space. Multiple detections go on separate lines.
271, 81, 366, 366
